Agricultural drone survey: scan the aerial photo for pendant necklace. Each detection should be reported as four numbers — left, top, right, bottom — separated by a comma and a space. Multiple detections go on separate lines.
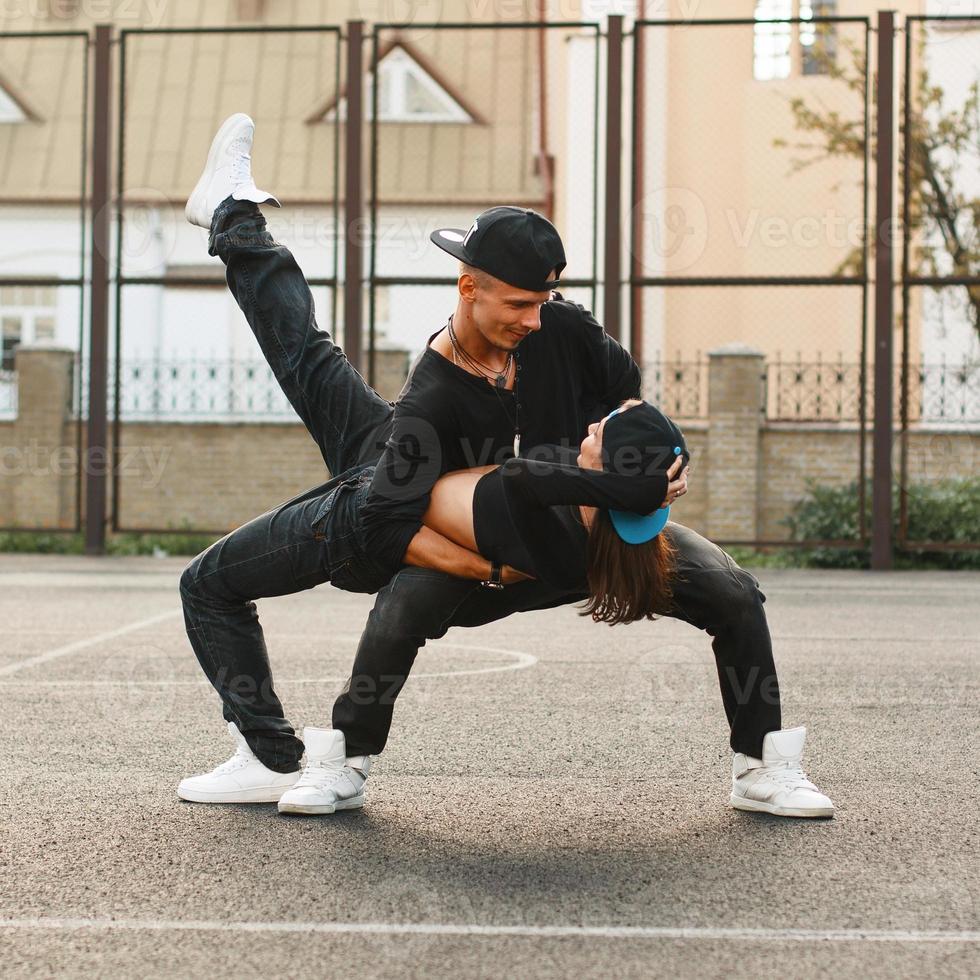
447, 315, 523, 458
448, 316, 512, 387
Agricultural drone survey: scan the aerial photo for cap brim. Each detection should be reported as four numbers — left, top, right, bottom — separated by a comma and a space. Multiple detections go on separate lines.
430, 228, 562, 292
608, 505, 670, 544
430, 228, 472, 264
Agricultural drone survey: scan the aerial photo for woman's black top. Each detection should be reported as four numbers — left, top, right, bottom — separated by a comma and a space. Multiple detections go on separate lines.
472, 446, 669, 592
319, 446, 668, 595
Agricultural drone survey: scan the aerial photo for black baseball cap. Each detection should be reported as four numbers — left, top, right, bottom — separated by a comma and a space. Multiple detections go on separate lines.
601, 402, 690, 544
430, 206, 567, 292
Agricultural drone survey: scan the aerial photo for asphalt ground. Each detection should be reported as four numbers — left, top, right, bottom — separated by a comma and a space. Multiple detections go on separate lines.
1, 553, 978, 978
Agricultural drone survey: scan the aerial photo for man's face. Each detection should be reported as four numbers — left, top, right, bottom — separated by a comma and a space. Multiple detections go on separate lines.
463, 271, 556, 353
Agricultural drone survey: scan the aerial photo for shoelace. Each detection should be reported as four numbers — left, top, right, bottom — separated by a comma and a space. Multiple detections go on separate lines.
293, 759, 349, 790
211, 746, 252, 775
761, 764, 816, 792
227, 136, 253, 188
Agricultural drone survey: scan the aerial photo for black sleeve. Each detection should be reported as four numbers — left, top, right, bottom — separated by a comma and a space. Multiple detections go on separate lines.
472, 453, 668, 591
498, 453, 668, 515
358, 395, 448, 570
549, 299, 641, 408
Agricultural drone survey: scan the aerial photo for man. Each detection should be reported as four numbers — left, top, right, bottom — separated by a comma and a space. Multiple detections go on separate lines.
178, 114, 833, 820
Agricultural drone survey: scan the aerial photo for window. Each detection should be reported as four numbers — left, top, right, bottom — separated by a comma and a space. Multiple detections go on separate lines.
754, 0, 793, 81
34, 316, 56, 341
800, 1, 838, 76
323, 45, 474, 124
754, 0, 838, 80
0, 285, 58, 369
0, 85, 27, 124
1, 317, 21, 371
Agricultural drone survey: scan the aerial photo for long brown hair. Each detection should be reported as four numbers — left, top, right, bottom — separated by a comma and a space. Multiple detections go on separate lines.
578, 508, 676, 625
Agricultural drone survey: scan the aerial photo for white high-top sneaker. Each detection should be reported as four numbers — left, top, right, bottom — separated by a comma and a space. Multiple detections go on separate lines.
277, 727, 370, 816
177, 721, 300, 804
185, 112, 280, 229
730, 726, 834, 818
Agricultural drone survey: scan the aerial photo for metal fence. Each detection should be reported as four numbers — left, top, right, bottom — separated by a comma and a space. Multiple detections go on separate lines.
73, 355, 293, 423
630, 15, 873, 543
0, 29, 87, 532
0, 13, 976, 560
900, 15, 980, 550
365, 20, 603, 383
767, 355, 979, 424
111, 24, 344, 532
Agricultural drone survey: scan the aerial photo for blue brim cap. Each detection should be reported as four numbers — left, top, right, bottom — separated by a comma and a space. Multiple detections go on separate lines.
608, 504, 670, 544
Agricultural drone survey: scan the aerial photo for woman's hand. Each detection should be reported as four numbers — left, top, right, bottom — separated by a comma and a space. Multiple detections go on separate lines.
662, 456, 690, 509
501, 564, 536, 584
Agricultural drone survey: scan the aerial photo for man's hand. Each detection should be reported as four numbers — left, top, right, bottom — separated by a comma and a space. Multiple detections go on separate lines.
662, 456, 690, 509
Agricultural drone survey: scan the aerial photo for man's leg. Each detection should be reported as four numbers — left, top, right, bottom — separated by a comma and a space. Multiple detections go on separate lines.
656, 523, 833, 816
210, 198, 393, 475
331, 524, 780, 761
179, 478, 337, 773
654, 523, 781, 759
332, 569, 581, 756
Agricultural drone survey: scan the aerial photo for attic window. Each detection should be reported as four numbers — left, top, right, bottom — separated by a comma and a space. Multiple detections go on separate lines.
0, 86, 27, 124
326, 45, 473, 124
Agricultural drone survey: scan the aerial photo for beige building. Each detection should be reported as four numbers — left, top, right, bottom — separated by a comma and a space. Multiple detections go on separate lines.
0, 0, 973, 416
630, 0, 977, 410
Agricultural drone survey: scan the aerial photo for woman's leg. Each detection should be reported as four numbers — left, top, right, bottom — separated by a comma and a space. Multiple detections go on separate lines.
210, 199, 393, 475
179, 478, 337, 772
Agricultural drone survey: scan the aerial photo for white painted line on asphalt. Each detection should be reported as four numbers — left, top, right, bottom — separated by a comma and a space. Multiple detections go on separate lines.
0, 610, 182, 678
0, 917, 976, 944
0, 644, 536, 684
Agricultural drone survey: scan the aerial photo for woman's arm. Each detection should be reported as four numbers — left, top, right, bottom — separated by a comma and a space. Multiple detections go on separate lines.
499, 454, 670, 514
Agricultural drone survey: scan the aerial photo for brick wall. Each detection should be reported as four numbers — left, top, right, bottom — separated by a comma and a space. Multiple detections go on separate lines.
2, 345, 976, 540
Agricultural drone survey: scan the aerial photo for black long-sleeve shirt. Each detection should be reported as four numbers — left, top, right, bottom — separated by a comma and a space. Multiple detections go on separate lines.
358, 297, 641, 571
472, 449, 669, 591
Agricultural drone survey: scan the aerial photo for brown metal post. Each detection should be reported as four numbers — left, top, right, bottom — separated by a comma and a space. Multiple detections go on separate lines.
85, 24, 111, 555
871, 11, 895, 570
629, 14, 645, 366
344, 20, 364, 374
603, 14, 624, 341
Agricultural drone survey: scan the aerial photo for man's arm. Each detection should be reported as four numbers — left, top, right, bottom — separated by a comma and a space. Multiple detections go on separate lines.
404, 526, 531, 584
403, 526, 490, 579
358, 396, 446, 571
549, 298, 641, 409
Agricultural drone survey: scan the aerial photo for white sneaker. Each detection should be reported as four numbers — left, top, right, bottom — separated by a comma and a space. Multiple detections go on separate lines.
730, 726, 834, 818
177, 721, 300, 804
184, 112, 280, 229
277, 727, 370, 815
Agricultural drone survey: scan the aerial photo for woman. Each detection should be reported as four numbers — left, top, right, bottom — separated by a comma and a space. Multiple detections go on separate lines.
313, 397, 689, 623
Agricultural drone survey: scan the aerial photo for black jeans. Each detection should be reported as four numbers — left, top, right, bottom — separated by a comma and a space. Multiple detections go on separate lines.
179, 201, 780, 772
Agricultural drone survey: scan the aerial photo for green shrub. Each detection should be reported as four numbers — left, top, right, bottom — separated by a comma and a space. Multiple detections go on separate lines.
0, 531, 86, 554
784, 476, 980, 570
0, 529, 219, 557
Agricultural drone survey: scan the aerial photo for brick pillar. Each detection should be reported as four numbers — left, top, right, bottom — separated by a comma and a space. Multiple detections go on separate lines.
706, 343, 765, 541
11, 346, 76, 528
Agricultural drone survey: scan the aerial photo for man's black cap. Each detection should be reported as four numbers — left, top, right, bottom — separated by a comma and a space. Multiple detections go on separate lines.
430, 205, 566, 292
